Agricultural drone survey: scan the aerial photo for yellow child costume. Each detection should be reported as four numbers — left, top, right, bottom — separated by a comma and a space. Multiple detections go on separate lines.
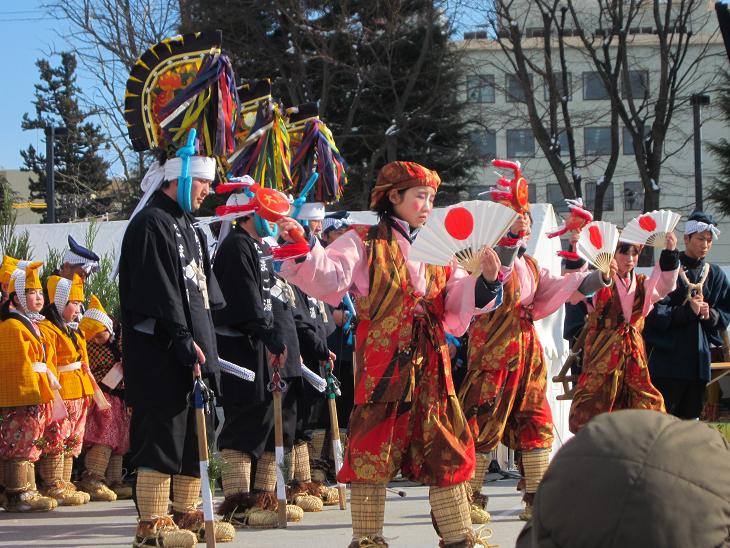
0, 262, 59, 512
78, 295, 131, 501
37, 274, 101, 506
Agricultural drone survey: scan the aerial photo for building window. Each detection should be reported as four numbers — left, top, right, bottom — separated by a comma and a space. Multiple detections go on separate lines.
466, 74, 495, 103
622, 70, 649, 99
623, 181, 644, 211
528, 185, 536, 203
585, 181, 615, 211
506, 74, 533, 103
544, 72, 572, 101
546, 184, 570, 213
584, 127, 612, 156
469, 130, 497, 159
506, 129, 535, 158
623, 126, 650, 155
583, 71, 609, 100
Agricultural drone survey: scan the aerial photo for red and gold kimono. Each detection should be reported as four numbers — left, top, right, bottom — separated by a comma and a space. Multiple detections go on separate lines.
280, 219, 498, 486
0, 314, 58, 462
569, 262, 677, 433
459, 253, 589, 452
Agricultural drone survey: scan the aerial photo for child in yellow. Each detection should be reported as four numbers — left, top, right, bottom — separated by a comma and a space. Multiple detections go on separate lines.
78, 295, 132, 501
0, 262, 59, 512
37, 274, 99, 505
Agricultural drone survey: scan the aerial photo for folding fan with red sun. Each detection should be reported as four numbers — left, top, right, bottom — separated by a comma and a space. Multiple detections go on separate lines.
576, 221, 620, 276
620, 210, 680, 249
409, 200, 519, 275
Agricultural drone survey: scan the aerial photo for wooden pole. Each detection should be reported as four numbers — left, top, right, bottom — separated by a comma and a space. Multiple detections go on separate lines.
271, 370, 288, 528
327, 397, 347, 510
193, 366, 216, 548
324, 359, 347, 510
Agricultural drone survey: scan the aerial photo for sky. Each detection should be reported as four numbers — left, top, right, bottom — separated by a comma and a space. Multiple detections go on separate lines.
0, 1, 728, 171
0, 2, 77, 170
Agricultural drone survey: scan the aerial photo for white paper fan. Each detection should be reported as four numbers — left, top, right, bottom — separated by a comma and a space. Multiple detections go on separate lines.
620, 209, 681, 249
576, 220, 620, 275
409, 200, 519, 275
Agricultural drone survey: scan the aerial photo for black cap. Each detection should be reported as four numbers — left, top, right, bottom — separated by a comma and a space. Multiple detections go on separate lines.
688, 210, 716, 226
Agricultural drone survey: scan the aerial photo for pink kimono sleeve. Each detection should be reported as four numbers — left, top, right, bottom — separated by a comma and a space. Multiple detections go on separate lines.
443, 266, 501, 337
531, 268, 591, 321
642, 263, 679, 317
277, 231, 369, 306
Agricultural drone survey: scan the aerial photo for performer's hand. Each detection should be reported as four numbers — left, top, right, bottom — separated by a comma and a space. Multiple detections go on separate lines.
193, 342, 206, 365
699, 301, 710, 320
267, 347, 288, 368
480, 248, 501, 282
332, 309, 346, 327
276, 217, 305, 243
689, 296, 703, 316
665, 232, 677, 251
605, 259, 618, 283
328, 350, 337, 362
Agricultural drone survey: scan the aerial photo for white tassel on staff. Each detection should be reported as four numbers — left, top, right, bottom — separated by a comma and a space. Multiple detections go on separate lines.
218, 358, 255, 382
301, 363, 327, 393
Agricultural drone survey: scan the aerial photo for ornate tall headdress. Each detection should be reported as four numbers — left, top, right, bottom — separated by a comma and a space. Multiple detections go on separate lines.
124, 30, 239, 213
287, 102, 348, 204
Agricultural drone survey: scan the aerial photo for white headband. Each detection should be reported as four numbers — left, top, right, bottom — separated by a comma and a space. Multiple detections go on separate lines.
685, 220, 721, 241
62, 249, 99, 273
113, 155, 219, 280
10, 269, 44, 322
83, 307, 114, 338
54, 278, 72, 318
164, 156, 217, 182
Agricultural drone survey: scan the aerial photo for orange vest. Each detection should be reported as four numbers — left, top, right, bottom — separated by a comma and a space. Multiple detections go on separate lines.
0, 317, 56, 407
352, 222, 452, 404
582, 274, 648, 374
39, 320, 94, 400
467, 254, 540, 372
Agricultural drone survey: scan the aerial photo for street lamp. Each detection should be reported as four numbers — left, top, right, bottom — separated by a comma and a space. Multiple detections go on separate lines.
44, 125, 68, 223
690, 93, 710, 212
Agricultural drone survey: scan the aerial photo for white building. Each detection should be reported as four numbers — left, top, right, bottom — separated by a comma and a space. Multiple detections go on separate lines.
456, 1, 730, 260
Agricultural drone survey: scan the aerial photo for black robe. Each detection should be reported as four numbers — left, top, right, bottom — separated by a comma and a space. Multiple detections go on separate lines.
213, 226, 301, 457
325, 300, 356, 428
644, 252, 730, 382
120, 191, 223, 407
292, 285, 331, 437
119, 191, 223, 475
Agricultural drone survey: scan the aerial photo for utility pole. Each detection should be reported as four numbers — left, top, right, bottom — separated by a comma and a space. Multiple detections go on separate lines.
44, 125, 68, 223
690, 94, 710, 211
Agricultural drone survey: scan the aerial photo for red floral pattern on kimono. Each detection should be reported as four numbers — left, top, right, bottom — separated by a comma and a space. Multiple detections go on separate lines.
0, 403, 51, 461
569, 275, 665, 433
84, 394, 130, 455
337, 223, 475, 487
42, 396, 90, 457
458, 255, 554, 452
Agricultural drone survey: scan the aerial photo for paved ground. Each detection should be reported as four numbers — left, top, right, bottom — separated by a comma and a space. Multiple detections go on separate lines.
2, 475, 526, 547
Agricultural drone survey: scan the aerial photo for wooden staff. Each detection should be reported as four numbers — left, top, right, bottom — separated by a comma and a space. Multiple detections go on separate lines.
193, 364, 216, 548
324, 359, 347, 510
268, 356, 288, 528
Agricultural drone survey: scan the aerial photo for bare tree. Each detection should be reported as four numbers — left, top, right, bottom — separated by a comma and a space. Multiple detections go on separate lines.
567, 0, 722, 212
43, 0, 180, 213
462, 0, 722, 220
